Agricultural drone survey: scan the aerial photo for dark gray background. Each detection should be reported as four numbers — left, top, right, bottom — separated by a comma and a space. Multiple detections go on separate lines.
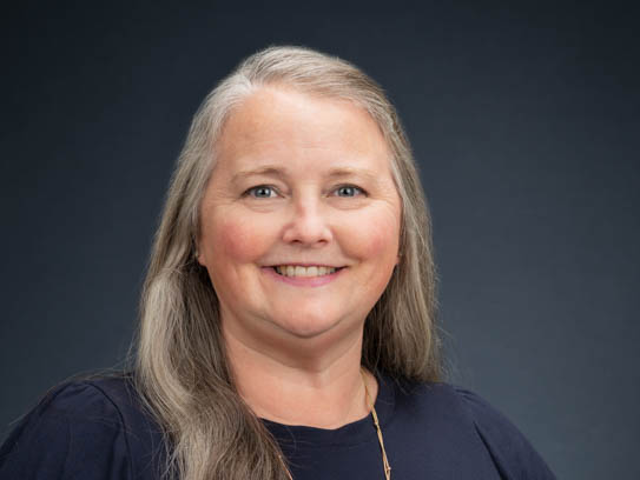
1, 2, 638, 479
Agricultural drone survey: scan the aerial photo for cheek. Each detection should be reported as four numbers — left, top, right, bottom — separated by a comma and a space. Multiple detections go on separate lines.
339, 209, 400, 262
336, 209, 400, 310
211, 214, 276, 262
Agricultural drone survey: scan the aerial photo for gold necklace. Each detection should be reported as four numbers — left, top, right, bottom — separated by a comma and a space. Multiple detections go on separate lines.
361, 369, 392, 479
280, 369, 392, 480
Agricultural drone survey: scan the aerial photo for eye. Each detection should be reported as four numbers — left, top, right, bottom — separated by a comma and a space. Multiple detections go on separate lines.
244, 185, 277, 199
334, 185, 365, 197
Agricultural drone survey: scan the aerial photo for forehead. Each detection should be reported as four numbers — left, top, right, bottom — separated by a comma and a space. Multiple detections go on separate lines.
214, 87, 393, 175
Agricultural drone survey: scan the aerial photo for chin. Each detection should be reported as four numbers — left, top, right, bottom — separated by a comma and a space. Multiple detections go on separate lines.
274, 311, 345, 340
278, 320, 337, 339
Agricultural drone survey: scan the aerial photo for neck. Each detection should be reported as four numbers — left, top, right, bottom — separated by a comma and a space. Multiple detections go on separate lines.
223, 323, 378, 429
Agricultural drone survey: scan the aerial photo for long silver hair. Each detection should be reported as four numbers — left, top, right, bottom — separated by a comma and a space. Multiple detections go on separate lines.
134, 45, 440, 480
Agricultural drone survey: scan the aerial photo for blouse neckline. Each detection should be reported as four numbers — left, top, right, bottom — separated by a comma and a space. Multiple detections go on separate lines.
261, 372, 396, 447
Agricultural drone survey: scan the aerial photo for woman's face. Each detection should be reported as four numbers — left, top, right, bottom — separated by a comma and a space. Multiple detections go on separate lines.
197, 87, 401, 350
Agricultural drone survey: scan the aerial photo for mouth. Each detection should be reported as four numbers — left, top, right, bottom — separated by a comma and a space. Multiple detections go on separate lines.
270, 265, 346, 278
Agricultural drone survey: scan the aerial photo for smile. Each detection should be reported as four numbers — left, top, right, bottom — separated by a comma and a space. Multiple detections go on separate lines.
263, 265, 346, 287
273, 265, 342, 277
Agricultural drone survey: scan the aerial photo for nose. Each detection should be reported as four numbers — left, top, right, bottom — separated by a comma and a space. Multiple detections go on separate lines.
281, 195, 333, 247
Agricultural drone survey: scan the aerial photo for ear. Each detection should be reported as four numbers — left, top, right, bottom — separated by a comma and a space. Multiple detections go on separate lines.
194, 240, 206, 266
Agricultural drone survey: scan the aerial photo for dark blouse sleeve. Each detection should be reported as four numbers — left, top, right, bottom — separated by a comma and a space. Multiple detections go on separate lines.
455, 387, 556, 480
0, 382, 132, 480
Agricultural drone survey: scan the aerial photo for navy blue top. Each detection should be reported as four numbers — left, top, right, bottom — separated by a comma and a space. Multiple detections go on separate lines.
0, 373, 556, 479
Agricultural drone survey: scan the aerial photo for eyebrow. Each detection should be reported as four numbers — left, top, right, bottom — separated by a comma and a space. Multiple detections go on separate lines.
232, 166, 287, 183
231, 165, 381, 183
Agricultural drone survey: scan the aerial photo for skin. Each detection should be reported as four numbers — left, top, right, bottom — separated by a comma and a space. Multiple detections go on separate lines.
197, 86, 402, 428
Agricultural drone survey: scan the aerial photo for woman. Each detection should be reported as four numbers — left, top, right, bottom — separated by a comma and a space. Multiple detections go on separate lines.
0, 46, 556, 479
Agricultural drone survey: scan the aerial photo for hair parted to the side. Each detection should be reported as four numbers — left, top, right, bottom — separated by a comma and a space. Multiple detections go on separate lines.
134, 45, 441, 480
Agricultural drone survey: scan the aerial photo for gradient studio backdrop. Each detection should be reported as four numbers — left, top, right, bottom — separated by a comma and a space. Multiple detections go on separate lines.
1, 2, 638, 479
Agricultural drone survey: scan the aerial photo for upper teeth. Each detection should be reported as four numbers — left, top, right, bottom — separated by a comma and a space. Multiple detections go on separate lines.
275, 265, 338, 277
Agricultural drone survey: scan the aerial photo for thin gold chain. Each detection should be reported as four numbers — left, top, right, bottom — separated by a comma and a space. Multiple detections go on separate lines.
279, 369, 391, 479
361, 368, 392, 480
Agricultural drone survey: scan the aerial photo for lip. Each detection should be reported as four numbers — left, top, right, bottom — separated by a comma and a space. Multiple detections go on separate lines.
267, 263, 344, 268
261, 266, 345, 287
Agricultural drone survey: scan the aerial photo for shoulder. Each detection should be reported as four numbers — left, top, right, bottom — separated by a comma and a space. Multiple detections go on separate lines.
0, 374, 166, 480
451, 385, 555, 479
390, 380, 556, 479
